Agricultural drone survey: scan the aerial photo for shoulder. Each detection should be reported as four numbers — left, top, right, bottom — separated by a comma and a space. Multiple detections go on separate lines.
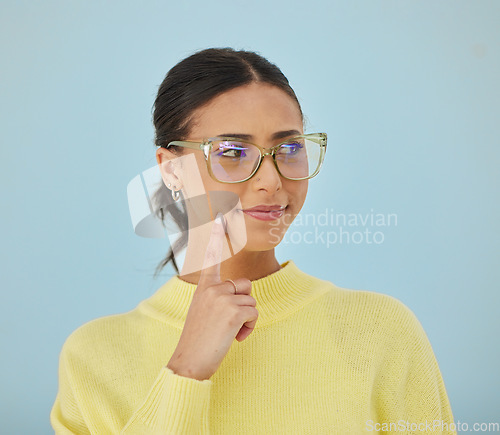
312, 275, 416, 320
341, 287, 421, 326
59, 309, 145, 360
311, 278, 428, 346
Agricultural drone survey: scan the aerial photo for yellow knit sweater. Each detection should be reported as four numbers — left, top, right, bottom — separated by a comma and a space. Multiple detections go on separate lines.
51, 260, 456, 434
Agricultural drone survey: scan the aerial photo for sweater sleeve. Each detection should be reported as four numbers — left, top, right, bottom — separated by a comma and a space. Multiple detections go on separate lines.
372, 299, 456, 434
50, 337, 212, 434
120, 367, 212, 434
50, 346, 91, 435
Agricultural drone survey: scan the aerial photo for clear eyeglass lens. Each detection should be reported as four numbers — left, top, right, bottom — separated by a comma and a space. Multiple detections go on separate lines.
210, 140, 260, 182
210, 137, 321, 182
275, 138, 321, 179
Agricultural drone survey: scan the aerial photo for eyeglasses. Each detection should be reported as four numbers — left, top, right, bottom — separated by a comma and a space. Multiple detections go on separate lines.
162, 133, 327, 184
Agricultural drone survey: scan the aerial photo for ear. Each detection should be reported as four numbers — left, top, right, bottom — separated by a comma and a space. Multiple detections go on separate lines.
156, 148, 183, 190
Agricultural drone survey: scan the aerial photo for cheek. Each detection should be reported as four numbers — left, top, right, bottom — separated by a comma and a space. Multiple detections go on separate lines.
289, 181, 308, 210
194, 156, 224, 192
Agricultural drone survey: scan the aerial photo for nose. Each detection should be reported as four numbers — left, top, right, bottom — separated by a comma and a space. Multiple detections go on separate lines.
252, 154, 282, 190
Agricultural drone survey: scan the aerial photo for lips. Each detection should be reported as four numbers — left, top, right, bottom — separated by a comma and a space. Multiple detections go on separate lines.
242, 205, 287, 212
241, 204, 287, 221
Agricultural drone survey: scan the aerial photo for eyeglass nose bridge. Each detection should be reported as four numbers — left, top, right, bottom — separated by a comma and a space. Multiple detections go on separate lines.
249, 147, 283, 179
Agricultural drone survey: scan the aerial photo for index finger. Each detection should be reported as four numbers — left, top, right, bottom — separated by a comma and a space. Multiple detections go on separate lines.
198, 212, 226, 290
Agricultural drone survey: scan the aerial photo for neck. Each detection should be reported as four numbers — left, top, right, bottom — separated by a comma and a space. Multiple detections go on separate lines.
180, 246, 282, 285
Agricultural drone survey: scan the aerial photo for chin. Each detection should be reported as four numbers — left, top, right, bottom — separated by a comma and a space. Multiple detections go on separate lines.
242, 228, 286, 251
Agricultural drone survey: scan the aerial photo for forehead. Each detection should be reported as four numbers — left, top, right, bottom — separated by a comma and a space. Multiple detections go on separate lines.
188, 82, 303, 139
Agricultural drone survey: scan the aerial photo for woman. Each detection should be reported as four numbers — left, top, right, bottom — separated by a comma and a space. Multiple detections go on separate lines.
51, 48, 456, 434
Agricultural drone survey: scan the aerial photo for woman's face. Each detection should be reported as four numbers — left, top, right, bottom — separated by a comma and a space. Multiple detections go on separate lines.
156, 82, 307, 252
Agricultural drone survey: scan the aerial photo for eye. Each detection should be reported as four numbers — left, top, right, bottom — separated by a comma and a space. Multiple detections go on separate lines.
277, 141, 304, 155
215, 141, 248, 158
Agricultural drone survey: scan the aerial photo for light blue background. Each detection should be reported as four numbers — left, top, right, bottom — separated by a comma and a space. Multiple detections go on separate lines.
1, 1, 499, 433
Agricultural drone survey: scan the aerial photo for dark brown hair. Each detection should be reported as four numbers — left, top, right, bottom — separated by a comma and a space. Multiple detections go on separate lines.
151, 47, 303, 277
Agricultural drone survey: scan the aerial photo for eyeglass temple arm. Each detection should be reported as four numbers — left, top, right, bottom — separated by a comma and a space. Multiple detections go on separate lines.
165, 140, 204, 150
308, 133, 327, 146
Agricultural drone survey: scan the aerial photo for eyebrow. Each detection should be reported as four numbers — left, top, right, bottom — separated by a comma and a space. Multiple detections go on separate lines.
216, 130, 302, 141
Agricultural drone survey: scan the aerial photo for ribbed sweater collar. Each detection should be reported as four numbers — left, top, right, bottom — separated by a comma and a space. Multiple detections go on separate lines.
139, 260, 328, 328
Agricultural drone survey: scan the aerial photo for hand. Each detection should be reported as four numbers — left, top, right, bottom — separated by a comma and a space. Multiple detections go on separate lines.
166, 213, 258, 381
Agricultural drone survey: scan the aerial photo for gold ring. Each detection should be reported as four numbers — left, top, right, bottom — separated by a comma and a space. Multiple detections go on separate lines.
225, 279, 238, 294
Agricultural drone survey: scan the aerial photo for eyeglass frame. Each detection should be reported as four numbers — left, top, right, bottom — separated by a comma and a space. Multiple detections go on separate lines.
160, 132, 327, 184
